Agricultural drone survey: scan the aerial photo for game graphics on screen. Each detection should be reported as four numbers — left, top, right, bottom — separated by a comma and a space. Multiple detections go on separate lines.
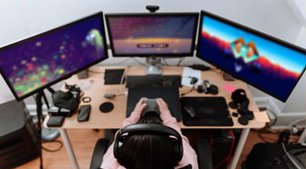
108, 16, 197, 55
198, 16, 306, 100
0, 16, 106, 97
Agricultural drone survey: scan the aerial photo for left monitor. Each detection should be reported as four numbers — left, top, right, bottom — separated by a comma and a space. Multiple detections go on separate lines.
0, 12, 108, 101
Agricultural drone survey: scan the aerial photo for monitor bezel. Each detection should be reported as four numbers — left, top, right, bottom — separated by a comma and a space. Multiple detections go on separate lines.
0, 11, 109, 101
196, 10, 306, 102
105, 12, 199, 57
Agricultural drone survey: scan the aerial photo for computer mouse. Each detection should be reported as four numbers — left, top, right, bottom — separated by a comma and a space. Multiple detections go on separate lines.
183, 106, 196, 119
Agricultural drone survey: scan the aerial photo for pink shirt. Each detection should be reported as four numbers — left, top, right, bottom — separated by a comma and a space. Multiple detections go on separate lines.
101, 110, 199, 169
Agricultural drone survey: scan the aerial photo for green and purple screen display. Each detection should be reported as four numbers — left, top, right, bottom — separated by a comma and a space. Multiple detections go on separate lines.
0, 13, 107, 99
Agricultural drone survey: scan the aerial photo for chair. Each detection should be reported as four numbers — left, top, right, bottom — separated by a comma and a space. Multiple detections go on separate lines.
90, 138, 213, 169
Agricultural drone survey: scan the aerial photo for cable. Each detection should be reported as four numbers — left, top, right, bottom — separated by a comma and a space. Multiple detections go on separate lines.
132, 58, 146, 66
42, 140, 63, 152
265, 108, 278, 126
180, 86, 195, 96
162, 58, 169, 66
282, 143, 301, 169
257, 128, 278, 143
120, 68, 127, 85
177, 57, 185, 66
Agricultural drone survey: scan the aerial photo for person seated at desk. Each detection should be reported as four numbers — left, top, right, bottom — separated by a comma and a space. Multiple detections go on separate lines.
101, 98, 198, 169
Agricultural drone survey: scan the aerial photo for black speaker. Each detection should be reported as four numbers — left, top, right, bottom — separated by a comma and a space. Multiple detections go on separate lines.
0, 100, 39, 169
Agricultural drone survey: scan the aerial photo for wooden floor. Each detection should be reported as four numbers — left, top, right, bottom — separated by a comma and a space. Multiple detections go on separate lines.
15, 129, 278, 169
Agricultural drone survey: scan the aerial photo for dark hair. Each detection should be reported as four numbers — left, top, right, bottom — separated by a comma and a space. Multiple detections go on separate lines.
116, 113, 178, 169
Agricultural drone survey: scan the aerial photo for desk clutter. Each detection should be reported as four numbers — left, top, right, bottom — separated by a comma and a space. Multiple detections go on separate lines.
228, 89, 255, 125
45, 67, 258, 128
47, 84, 84, 127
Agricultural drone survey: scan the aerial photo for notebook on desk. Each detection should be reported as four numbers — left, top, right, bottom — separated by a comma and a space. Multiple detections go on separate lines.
181, 97, 233, 126
127, 87, 181, 121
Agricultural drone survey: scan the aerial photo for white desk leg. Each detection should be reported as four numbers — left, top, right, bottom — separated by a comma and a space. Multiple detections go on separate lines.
228, 128, 250, 169
59, 128, 80, 169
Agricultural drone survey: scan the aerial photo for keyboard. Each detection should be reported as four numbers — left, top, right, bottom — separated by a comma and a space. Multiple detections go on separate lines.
126, 75, 182, 88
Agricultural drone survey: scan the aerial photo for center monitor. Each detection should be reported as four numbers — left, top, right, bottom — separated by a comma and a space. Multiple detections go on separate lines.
0, 12, 108, 101
105, 13, 199, 57
196, 10, 306, 102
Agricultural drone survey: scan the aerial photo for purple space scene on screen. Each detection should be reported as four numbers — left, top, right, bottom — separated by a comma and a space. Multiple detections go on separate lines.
0, 15, 106, 97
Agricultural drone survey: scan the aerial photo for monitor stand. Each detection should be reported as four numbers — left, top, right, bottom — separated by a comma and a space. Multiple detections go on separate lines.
146, 57, 162, 75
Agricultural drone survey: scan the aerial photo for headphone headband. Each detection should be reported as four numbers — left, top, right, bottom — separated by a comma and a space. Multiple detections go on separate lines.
113, 123, 183, 162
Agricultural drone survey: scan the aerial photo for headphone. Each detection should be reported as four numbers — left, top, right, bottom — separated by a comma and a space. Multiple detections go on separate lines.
113, 123, 183, 163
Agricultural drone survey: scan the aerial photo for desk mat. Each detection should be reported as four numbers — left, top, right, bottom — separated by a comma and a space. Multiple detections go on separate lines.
127, 88, 181, 121
181, 97, 233, 126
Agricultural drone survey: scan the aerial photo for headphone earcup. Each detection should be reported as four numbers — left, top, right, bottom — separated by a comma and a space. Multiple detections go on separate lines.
114, 132, 126, 159
118, 135, 126, 149
170, 137, 183, 162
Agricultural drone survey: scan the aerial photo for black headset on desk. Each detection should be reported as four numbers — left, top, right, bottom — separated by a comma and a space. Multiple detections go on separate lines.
113, 123, 183, 163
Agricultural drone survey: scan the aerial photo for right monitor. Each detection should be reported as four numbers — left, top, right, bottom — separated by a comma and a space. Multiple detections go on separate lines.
197, 10, 306, 102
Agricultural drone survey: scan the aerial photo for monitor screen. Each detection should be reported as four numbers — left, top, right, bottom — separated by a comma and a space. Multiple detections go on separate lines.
106, 13, 198, 57
197, 11, 306, 102
0, 12, 108, 100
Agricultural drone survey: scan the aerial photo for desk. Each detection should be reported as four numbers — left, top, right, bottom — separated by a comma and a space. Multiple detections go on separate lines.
44, 65, 269, 169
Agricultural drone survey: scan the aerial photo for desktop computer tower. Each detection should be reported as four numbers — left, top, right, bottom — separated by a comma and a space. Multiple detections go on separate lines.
0, 100, 39, 169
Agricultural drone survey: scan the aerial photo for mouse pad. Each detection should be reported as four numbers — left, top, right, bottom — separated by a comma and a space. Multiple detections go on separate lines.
181, 97, 233, 126
127, 88, 181, 121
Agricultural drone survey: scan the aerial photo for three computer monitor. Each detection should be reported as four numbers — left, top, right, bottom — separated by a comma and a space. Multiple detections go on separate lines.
0, 10, 305, 102
196, 10, 306, 102
105, 13, 199, 57
0, 12, 108, 101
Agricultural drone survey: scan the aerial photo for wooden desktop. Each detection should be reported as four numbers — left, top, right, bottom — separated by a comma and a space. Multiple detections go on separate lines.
44, 65, 269, 169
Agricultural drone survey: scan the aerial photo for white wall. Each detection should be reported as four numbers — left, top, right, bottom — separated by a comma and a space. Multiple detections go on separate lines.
0, 0, 305, 126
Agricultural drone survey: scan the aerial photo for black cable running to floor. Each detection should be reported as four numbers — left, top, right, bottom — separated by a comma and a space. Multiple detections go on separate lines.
42, 140, 63, 152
